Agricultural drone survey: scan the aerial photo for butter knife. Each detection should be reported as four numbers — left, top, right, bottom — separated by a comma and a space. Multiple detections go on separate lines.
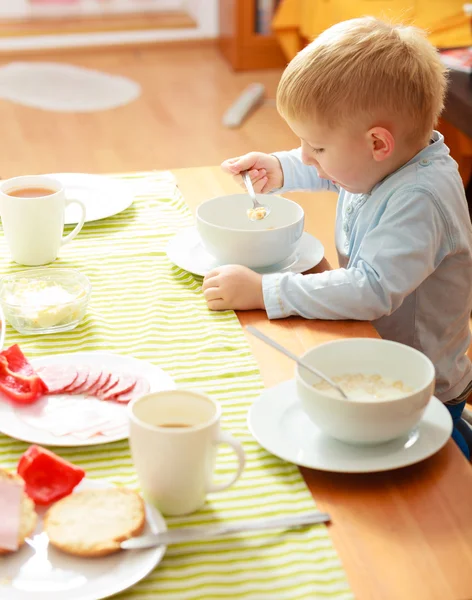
121, 512, 331, 550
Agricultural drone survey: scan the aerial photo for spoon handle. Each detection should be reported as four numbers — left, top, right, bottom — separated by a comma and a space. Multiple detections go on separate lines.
246, 326, 348, 399
242, 171, 257, 202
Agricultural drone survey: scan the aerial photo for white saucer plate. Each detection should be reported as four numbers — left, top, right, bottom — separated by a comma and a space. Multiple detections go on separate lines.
248, 379, 453, 473
0, 477, 167, 600
166, 227, 324, 277
46, 173, 135, 225
0, 351, 175, 447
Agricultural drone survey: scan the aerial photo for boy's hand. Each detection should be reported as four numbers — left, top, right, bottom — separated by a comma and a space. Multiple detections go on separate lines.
221, 152, 283, 193
202, 265, 265, 311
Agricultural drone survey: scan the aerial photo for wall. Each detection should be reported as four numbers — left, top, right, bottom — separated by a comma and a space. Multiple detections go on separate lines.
184, 0, 218, 38
0, 0, 219, 52
0, 1, 184, 18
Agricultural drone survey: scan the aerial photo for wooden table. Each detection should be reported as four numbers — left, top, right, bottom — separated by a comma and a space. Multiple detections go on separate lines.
175, 167, 472, 600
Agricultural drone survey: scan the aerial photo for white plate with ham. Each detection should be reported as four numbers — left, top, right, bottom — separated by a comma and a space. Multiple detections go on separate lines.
0, 352, 175, 447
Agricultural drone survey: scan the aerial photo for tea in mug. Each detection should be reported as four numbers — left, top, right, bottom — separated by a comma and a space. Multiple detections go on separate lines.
7, 187, 56, 198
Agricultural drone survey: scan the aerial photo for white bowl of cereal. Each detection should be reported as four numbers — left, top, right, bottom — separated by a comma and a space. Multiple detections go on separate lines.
296, 338, 435, 445
196, 193, 304, 269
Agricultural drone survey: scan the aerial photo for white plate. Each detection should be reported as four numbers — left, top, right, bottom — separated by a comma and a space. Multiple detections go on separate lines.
248, 379, 453, 473
46, 173, 134, 225
166, 227, 324, 277
0, 477, 167, 600
0, 352, 175, 447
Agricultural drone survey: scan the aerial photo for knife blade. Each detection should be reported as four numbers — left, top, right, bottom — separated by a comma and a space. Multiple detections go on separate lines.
121, 511, 331, 549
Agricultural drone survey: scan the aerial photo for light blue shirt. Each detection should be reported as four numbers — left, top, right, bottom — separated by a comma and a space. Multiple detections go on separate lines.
263, 132, 472, 403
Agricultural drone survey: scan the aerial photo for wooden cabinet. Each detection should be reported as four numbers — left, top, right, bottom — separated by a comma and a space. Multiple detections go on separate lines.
219, 0, 287, 71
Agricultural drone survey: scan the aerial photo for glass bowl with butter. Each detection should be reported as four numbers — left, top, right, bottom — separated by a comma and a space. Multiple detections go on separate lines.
0, 268, 91, 335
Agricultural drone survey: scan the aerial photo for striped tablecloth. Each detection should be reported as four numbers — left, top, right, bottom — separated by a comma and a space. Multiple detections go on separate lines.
0, 172, 353, 599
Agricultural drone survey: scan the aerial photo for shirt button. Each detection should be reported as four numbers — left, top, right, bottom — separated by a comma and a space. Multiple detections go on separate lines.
343, 223, 349, 233
346, 205, 353, 214
419, 159, 431, 166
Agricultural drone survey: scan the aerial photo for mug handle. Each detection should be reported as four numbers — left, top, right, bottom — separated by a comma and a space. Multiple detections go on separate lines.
207, 431, 245, 493
61, 199, 87, 246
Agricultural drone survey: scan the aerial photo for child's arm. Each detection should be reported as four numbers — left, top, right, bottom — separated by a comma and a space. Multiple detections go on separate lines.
263, 188, 451, 320
221, 150, 337, 194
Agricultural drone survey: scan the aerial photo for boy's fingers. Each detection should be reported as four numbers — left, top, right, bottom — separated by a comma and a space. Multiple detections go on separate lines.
221, 157, 240, 174
206, 299, 229, 311
203, 287, 223, 301
251, 169, 266, 182
233, 169, 266, 190
224, 153, 260, 174
202, 270, 221, 288
253, 177, 268, 193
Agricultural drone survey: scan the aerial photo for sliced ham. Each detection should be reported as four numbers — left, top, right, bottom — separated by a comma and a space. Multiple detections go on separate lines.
99, 372, 120, 396
35, 363, 151, 406
86, 370, 112, 397
62, 366, 90, 393
72, 368, 102, 395
36, 365, 78, 394
111, 376, 150, 403
100, 374, 137, 401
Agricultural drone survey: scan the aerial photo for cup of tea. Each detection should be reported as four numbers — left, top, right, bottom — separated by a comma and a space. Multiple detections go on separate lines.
0, 175, 86, 266
128, 390, 246, 516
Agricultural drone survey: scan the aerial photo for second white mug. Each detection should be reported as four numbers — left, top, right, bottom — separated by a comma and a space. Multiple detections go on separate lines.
0, 175, 86, 266
128, 390, 246, 516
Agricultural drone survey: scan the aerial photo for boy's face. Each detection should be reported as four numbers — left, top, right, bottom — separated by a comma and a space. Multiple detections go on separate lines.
286, 117, 381, 194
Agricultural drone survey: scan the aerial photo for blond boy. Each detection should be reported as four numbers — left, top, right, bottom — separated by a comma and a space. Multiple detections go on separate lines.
202, 17, 472, 457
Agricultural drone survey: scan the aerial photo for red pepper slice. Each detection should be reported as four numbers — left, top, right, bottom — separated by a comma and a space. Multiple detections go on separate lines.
17, 445, 85, 505
0, 345, 48, 404
1, 344, 37, 377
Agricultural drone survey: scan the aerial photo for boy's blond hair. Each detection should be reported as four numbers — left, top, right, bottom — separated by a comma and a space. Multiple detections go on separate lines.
277, 17, 447, 143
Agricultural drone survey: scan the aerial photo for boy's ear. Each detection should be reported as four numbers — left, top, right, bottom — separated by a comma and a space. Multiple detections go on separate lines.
367, 127, 395, 162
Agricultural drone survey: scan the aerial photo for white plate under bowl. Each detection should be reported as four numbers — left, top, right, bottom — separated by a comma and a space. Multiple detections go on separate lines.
46, 173, 134, 225
248, 379, 453, 473
166, 227, 324, 277
0, 477, 167, 600
0, 352, 175, 447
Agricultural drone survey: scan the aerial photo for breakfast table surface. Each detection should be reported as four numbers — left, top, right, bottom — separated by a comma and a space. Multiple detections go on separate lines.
175, 166, 472, 600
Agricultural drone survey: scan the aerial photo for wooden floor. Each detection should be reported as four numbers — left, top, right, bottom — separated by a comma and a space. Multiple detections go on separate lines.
0, 42, 298, 179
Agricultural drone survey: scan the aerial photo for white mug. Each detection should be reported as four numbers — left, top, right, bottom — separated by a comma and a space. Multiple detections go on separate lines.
128, 390, 246, 516
0, 175, 86, 266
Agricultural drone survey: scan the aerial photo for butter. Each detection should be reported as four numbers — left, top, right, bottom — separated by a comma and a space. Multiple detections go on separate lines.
3, 278, 86, 330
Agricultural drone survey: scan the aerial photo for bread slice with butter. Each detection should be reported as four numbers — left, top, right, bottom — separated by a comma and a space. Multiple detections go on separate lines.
44, 488, 146, 557
0, 469, 37, 554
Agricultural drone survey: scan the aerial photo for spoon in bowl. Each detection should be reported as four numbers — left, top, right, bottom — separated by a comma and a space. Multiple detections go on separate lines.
242, 171, 271, 221
246, 326, 349, 400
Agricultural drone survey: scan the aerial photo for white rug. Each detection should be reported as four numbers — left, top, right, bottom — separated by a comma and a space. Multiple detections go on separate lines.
0, 62, 141, 112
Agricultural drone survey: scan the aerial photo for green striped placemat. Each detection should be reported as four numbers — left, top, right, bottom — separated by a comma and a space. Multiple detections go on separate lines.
0, 171, 353, 600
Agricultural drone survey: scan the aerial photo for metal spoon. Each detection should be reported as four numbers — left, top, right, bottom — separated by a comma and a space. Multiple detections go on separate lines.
242, 170, 271, 221
246, 326, 349, 399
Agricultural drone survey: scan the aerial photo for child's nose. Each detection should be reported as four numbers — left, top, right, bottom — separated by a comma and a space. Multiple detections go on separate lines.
301, 150, 317, 167
302, 154, 329, 179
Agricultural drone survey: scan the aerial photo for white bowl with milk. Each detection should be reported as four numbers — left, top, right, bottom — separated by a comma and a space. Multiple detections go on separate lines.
296, 338, 435, 445
196, 194, 304, 269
